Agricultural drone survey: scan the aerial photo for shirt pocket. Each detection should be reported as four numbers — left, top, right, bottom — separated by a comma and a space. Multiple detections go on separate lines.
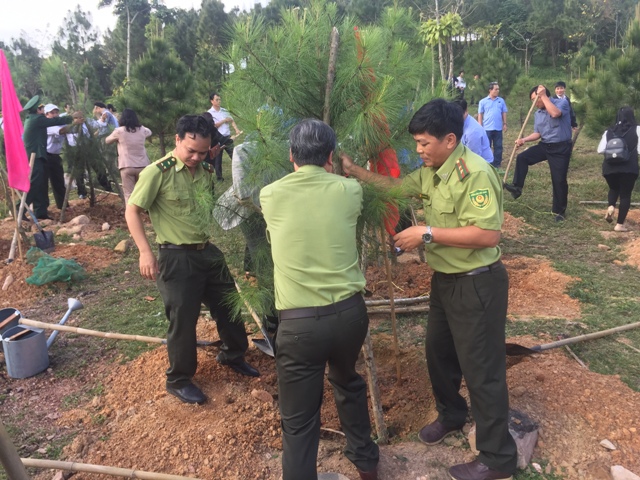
163, 188, 193, 216
432, 190, 458, 228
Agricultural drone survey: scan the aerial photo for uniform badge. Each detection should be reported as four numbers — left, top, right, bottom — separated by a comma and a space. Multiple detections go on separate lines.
469, 189, 491, 209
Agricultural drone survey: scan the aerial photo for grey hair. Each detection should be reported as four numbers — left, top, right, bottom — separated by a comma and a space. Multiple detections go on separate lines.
289, 118, 336, 167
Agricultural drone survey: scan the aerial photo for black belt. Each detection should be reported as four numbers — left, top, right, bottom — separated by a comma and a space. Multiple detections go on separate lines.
158, 242, 209, 251
438, 261, 503, 279
279, 293, 363, 321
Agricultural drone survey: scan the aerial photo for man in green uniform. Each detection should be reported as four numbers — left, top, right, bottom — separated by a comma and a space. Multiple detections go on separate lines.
22, 96, 78, 219
342, 99, 517, 480
260, 119, 379, 480
126, 115, 259, 406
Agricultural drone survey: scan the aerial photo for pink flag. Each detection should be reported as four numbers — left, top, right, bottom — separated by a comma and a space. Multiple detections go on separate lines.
0, 50, 30, 192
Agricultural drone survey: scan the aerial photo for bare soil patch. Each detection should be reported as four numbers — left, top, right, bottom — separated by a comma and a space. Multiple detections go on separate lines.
0, 200, 637, 480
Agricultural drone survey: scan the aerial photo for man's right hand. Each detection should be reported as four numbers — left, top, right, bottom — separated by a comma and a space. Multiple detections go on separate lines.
139, 251, 159, 280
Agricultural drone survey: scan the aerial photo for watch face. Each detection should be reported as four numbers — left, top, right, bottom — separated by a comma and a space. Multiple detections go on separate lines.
422, 233, 433, 244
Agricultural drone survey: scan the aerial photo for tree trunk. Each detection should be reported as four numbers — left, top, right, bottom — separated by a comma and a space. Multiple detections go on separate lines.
435, 0, 445, 81
126, 6, 131, 80
159, 134, 166, 156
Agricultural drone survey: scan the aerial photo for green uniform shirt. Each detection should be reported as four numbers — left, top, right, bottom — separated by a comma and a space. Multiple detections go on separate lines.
23, 113, 72, 159
128, 151, 215, 245
403, 143, 503, 274
260, 165, 366, 310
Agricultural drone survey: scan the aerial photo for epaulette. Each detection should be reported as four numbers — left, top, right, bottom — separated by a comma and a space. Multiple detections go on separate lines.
156, 157, 177, 173
455, 157, 470, 181
201, 162, 215, 174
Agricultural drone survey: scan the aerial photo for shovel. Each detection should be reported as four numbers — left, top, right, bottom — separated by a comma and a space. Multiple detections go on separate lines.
234, 280, 275, 357
24, 206, 55, 252
506, 320, 640, 356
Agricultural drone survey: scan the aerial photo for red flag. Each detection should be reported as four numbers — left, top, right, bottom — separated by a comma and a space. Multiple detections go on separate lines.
0, 50, 30, 192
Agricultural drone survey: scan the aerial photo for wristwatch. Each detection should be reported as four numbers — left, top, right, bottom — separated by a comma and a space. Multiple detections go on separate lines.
422, 226, 433, 244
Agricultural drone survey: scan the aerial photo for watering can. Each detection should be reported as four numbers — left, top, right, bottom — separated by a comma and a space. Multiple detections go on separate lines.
0, 298, 83, 379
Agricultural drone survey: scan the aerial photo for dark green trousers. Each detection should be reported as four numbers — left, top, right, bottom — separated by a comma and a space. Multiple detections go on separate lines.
25, 157, 50, 218
426, 262, 517, 473
276, 296, 379, 479
156, 243, 248, 388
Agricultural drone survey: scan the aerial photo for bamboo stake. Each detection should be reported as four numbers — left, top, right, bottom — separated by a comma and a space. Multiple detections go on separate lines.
0, 420, 30, 480
379, 227, 401, 382
579, 201, 640, 206
503, 94, 539, 184
19, 319, 166, 343
21, 458, 203, 480
361, 330, 388, 444
8, 153, 37, 262
365, 296, 429, 307
368, 306, 430, 315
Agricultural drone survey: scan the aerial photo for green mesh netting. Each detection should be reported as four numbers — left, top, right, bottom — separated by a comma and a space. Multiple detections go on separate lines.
25, 247, 87, 286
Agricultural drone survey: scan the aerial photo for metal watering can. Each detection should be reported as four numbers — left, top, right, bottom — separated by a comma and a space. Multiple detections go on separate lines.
0, 298, 83, 379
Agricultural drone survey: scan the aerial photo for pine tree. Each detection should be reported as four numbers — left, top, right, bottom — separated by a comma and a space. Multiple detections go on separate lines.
117, 38, 195, 154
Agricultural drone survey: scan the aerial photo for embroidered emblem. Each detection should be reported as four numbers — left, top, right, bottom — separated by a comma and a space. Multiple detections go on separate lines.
156, 157, 176, 173
455, 158, 470, 181
469, 189, 491, 209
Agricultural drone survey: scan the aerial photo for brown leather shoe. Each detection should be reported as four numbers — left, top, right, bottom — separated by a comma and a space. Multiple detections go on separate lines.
448, 460, 513, 480
418, 420, 463, 445
357, 467, 378, 480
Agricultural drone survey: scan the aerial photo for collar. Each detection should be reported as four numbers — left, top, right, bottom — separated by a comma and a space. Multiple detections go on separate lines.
171, 151, 204, 177
296, 164, 328, 173
434, 143, 466, 184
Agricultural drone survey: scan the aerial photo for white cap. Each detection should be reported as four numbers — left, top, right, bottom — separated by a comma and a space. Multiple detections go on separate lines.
44, 104, 59, 114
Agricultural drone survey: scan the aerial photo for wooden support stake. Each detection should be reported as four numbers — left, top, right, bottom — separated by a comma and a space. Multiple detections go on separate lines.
579, 201, 640, 206
0, 312, 19, 330
380, 227, 401, 382
368, 305, 430, 315
21, 458, 203, 480
361, 330, 388, 444
503, 94, 538, 184
20, 318, 165, 343
0, 420, 30, 480
365, 296, 429, 307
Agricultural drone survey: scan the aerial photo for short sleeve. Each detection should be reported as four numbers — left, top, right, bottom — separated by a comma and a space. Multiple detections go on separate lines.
128, 164, 162, 209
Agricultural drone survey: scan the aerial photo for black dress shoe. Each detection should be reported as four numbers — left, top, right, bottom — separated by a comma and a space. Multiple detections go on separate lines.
418, 419, 463, 445
216, 354, 260, 377
502, 183, 522, 200
166, 383, 207, 404
449, 460, 513, 480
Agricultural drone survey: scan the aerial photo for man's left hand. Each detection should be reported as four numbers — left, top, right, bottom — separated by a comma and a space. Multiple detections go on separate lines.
393, 225, 427, 252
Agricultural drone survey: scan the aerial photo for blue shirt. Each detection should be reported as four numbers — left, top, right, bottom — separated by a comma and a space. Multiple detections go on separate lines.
462, 115, 494, 163
534, 97, 571, 143
478, 96, 508, 131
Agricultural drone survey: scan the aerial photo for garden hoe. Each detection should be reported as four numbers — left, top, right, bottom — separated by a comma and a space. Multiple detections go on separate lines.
505, 320, 640, 356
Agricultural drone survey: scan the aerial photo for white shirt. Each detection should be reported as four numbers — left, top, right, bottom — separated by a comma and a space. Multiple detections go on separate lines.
457, 76, 466, 89
208, 106, 232, 136
47, 125, 66, 154
597, 126, 640, 153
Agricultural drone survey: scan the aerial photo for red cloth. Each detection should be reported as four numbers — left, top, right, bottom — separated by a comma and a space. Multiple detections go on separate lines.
370, 148, 401, 235
0, 50, 30, 192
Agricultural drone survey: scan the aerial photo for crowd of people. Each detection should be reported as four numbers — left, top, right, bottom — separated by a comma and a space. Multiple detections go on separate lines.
3, 79, 638, 480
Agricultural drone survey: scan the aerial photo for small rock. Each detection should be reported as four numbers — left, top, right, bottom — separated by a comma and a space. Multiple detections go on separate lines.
52, 472, 65, 480
251, 389, 274, 403
36, 447, 47, 454
69, 215, 90, 226
72, 234, 81, 241
600, 439, 617, 450
532, 463, 543, 474
511, 386, 526, 397
535, 373, 545, 382
597, 244, 611, 251
611, 465, 640, 480
207, 434, 213, 441
114, 240, 129, 253
102, 222, 110, 231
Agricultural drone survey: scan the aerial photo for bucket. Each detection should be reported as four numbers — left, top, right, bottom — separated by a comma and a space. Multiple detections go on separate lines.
1, 325, 49, 378
0, 308, 21, 353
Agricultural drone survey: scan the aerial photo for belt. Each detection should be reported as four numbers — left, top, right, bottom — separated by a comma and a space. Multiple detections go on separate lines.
439, 261, 503, 279
158, 242, 209, 251
279, 293, 363, 321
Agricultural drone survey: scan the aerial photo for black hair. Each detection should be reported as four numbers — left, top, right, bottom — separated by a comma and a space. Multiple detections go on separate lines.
555, 81, 566, 88
459, 70, 464, 75
408, 99, 463, 142
120, 108, 141, 133
106, 103, 117, 112
289, 118, 336, 167
94, 101, 107, 109
452, 98, 468, 112
529, 86, 551, 98
488, 82, 499, 92
176, 114, 212, 140
209, 92, 220, 101
611, 106, 637, 135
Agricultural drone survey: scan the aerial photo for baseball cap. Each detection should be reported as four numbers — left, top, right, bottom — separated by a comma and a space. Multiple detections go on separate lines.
44, 104, 60, 114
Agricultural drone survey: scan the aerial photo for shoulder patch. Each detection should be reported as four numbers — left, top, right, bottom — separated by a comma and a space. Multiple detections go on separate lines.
455, 158, 470, 181
156, 157, 176, 173
201, 162, 215, 174
469, 188, 491, 209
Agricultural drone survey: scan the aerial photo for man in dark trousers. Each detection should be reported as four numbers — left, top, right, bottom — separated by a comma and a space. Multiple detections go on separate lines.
260, 119, 379, 480
504, 85, 573, 221
22, 96, 79, 219
126, 115, 259, 406
342, 99, 517, 480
